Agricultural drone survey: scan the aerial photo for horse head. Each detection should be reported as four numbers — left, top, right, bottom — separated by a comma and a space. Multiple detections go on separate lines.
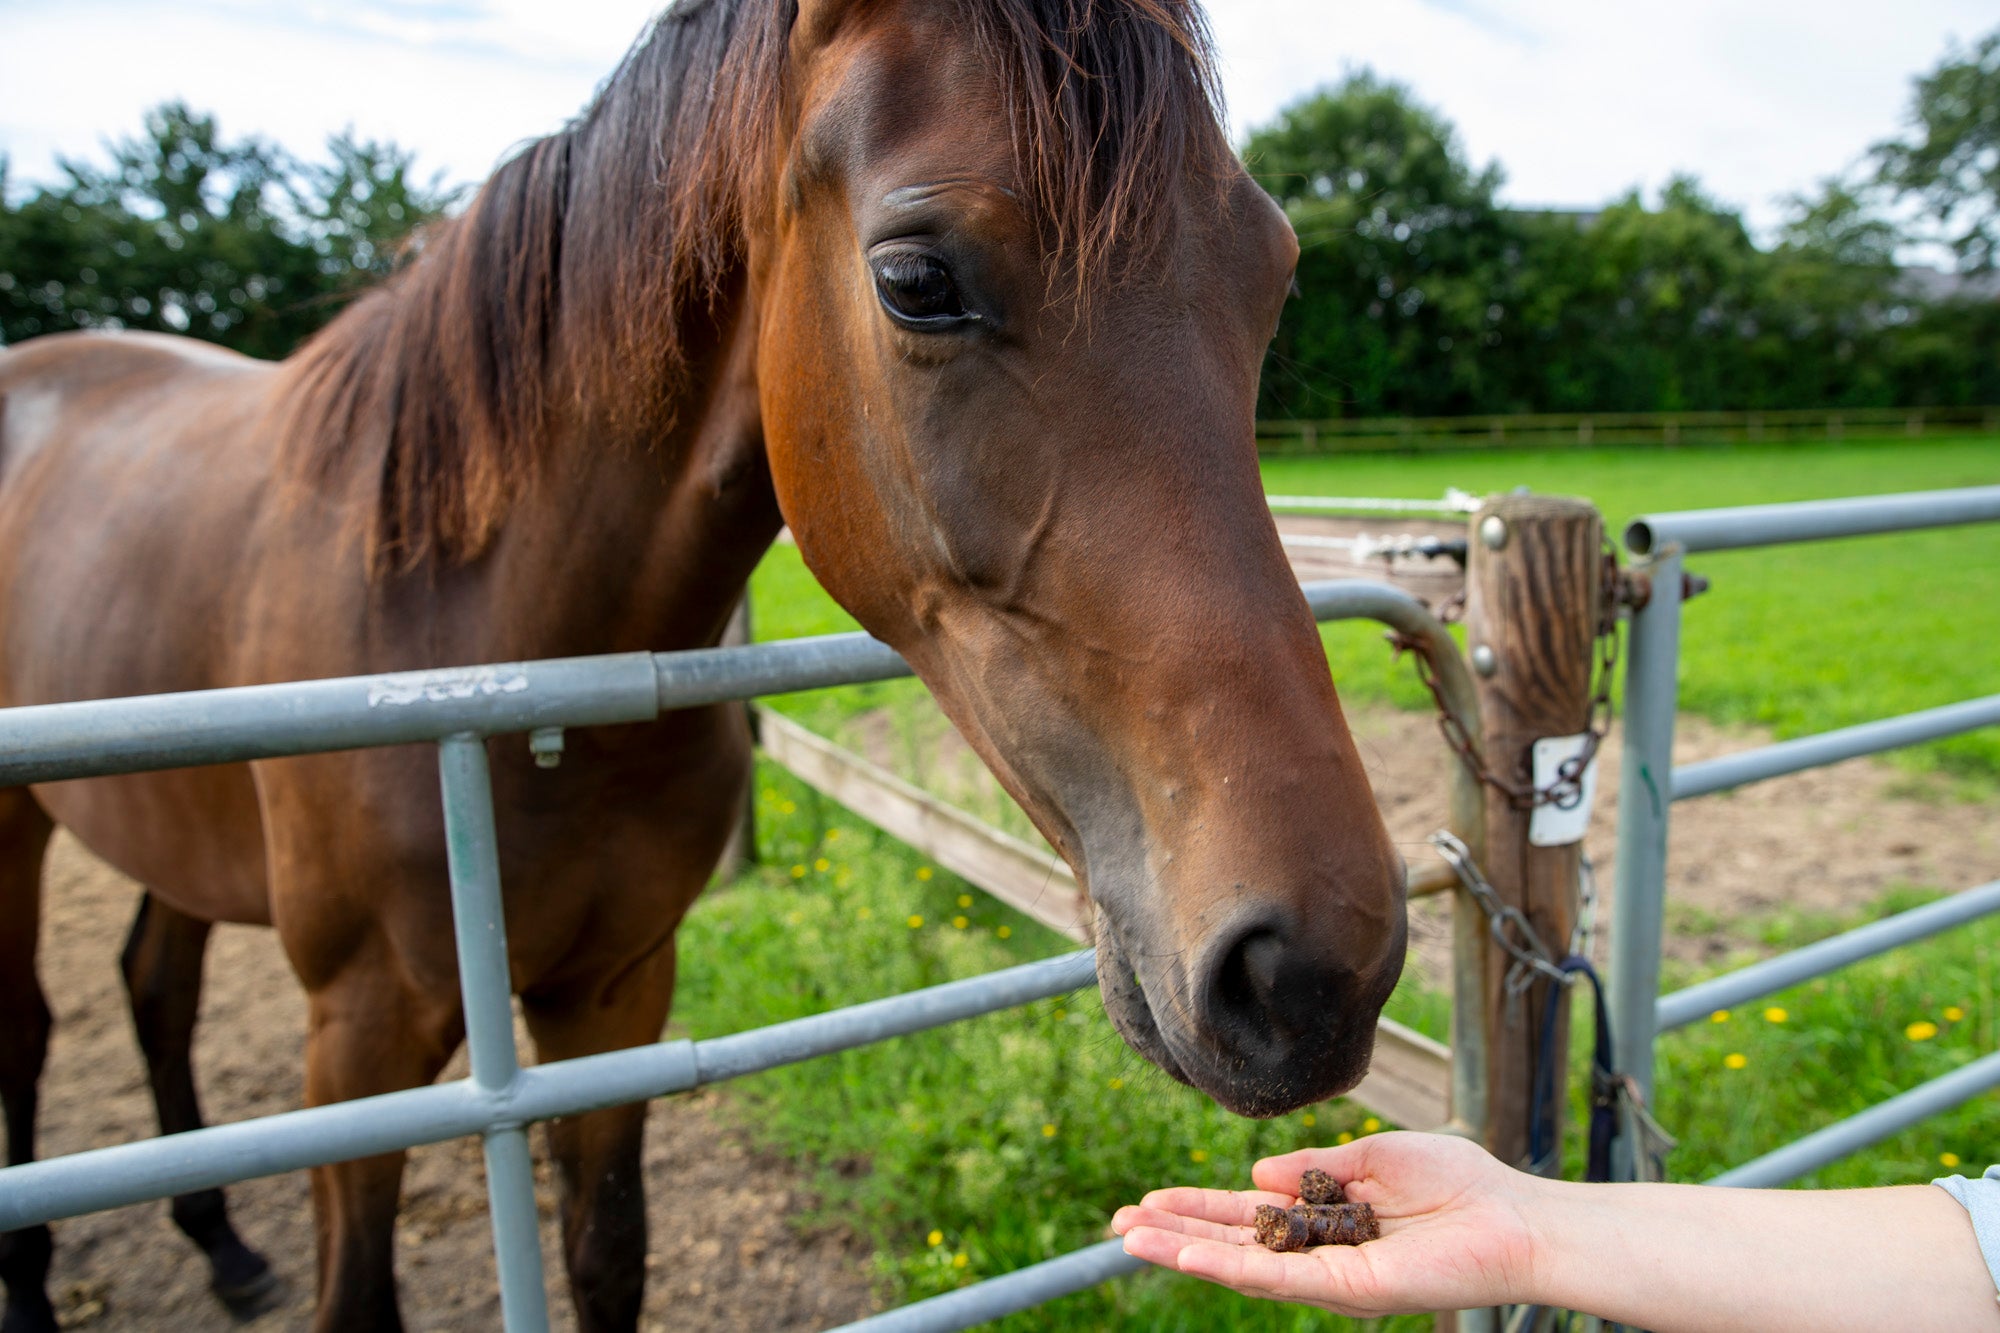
751, 0, 1406, 1118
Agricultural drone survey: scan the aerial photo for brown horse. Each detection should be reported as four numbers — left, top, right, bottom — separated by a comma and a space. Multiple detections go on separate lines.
0, 0, 1406, 1328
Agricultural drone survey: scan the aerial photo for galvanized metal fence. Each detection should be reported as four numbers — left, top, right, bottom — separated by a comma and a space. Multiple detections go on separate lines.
0, 579, 1477, 1333
1609, 484, 2000, 1186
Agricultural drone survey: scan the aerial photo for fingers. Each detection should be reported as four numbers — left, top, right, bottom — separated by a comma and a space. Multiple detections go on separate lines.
1121, 1227, 1366, 1310
1137, 1186, 1299, 1226
1253, 1143, 1362, 1195
1111, 1204, 1253, 1246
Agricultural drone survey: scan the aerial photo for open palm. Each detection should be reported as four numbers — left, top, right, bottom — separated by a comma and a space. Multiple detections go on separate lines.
1112, 1132, 1542, 1317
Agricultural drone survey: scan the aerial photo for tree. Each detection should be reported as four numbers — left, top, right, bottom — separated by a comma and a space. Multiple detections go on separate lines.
0, 103, 458, 356
1873, 27, 2000, 271
1244, 72, 1513, 418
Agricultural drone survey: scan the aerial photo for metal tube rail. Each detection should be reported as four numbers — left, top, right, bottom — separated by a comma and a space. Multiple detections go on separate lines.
438, 736, 552, 1333
1301, 581, 1491, 1147
829, 1240, 1144, 1333
1608, 550, 1683, 1145
1657, 879, 2000, 1031
1266, 491, 1480, 515
1708, 1051, 2000, 1188
1626, 484, 2000, 555
0, 950, 1097, 1234
0, 581, 1420, 787
1672, 694, 2000, 800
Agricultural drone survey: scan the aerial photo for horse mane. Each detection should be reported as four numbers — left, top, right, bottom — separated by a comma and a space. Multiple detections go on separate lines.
276, 0, 1226, 575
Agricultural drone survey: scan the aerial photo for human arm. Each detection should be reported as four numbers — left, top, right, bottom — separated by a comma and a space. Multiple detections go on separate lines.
1111, 1131, 1999, 1332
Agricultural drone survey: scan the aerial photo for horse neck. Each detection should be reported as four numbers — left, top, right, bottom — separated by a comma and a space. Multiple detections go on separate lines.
471, 283, 782, 661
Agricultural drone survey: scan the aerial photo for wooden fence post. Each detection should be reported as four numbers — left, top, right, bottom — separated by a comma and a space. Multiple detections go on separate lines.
1462, 494, 1606, 1170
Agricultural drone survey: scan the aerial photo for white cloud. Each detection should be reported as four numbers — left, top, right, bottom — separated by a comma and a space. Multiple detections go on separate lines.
2, 0, 1992, 236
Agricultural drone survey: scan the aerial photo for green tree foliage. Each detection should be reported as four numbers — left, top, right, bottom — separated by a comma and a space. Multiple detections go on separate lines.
1874, 29, 2000, 272
1248, 52, 2000, 420
1248, 72, 1511, 418
0, 103, 457, 357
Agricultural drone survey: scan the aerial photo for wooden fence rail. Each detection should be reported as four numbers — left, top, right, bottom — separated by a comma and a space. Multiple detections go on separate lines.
1257, 404, 2000, 454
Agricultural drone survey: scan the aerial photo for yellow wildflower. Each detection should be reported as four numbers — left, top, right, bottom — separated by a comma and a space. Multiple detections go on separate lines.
1042, 1123, 1057, 1138
907, 915, 924, 929
1763, 1007, 1787, 1024
790, 865, 807, 879
957, 894, 974, 908
1945, 1006, 1966, 1022
1724, 1053, 1748, 1070
814, 857, 830, 873
1362, 1118, 1382, 1134
1907, 1020, 1940, 1042
1190, 1149, 1209, 1163
952, 1253, 968, 1270
997, 926, 1012, 939
1336, 1132, 1354, 1145
1710, 1010, 1730, 1024
827, 829, 841, 842
1302, 1113, 1316, 1128
779, 800, 796, 815
1942, 1152, 1962, 1169
1108, 1077, 1124, 1090
927, 1230, 943, 1248
952, 916, 969, 930
916, 866, 933, 881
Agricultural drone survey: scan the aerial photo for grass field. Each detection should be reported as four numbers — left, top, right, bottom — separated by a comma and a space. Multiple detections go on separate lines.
675, 436, 2000, 1328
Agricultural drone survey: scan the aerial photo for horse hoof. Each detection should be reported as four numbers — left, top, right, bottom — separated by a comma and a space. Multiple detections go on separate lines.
213, 1267, 286, 1322
0, 1297, 61, 1333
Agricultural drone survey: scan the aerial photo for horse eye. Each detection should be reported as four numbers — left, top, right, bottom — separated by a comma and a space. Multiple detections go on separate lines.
873, 253, 968, 325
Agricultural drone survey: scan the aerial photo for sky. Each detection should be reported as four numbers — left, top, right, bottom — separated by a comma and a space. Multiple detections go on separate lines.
2, 0, 1994, 239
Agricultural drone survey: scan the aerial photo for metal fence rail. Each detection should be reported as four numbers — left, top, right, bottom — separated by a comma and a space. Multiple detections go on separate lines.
1612, 485, 2000, 1186
1672, 694, 2000, 800
0, 578, 1473, 1332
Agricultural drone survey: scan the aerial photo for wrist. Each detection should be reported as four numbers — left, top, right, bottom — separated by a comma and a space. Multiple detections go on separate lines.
1510, 1174, 1595, 1310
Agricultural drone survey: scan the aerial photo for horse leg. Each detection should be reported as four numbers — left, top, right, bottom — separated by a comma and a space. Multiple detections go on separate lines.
521, 947, 678, 1333
118, 892, 283, 1319
301, 961, 460, 1333
0, 792, 56, 1333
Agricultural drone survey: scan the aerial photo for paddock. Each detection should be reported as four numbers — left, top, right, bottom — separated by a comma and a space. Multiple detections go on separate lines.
1, 484, 1997, 1331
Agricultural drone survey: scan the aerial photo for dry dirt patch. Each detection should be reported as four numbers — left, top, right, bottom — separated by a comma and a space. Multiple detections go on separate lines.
32, 833, 874, 1332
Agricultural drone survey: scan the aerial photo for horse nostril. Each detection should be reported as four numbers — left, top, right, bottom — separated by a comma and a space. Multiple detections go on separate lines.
1211, 923, 1287, 1037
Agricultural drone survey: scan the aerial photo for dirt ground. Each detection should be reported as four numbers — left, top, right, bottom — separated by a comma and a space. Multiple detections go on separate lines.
24, 701, 1997, 1330
30, 835, 875, 1332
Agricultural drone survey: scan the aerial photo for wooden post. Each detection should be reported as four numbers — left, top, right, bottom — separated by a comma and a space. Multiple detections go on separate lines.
1462, 494, 1605, 1170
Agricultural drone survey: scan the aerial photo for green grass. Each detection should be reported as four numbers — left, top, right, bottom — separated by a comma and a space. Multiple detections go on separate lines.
1651, 885, 2000, 1188
694, 437, 2000, 1326
677, 766, 1439, 1331
1263, 435, 2000, 778
756, 435, 2000, 776
676, 770, 2000, 1328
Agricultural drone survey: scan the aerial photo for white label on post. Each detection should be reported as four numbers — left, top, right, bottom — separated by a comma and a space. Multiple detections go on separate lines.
1530, 733, 1599, 847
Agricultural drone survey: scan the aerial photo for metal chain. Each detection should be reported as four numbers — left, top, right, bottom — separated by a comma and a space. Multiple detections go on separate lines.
1429, 831, 1574, 1018
1396, 546, 1623, 813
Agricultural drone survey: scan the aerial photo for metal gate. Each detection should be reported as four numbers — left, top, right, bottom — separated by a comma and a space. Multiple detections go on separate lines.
0, 579, 1475, 1333
1609, 484, 2000, 1185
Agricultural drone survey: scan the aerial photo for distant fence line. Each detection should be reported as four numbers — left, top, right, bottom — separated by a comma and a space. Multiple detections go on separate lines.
1255, 405, 2000, 454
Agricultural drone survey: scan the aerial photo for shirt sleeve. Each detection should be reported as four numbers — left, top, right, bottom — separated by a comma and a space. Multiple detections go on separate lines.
1935, 1165, 2000, 1294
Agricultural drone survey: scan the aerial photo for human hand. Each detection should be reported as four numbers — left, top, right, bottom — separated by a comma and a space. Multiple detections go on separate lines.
1112, 1131, 1543, 1316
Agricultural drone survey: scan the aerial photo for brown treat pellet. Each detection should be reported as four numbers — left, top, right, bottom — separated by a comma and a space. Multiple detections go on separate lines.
1254, 1201, 1379, 1252
1254, 1204, 1306, 1251
1296, 1168, 1344, 1206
